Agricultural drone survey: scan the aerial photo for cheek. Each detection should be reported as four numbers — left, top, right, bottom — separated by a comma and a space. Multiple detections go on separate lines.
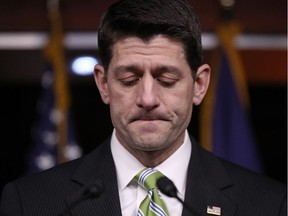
108, 87, 135, 115
163, 83, 194, 104
174, 99, 193, 120
173, 97, 194, 130
109, 87, 134, 105
165, 85, 194, 117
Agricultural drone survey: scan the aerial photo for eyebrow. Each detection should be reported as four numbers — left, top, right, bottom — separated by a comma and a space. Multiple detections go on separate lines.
112, 64, 183, 77
152, 65, 183, 76
113, 65, 143, 75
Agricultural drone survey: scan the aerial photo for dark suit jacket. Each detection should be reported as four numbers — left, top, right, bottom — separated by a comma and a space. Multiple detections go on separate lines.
0, 136, 286, 216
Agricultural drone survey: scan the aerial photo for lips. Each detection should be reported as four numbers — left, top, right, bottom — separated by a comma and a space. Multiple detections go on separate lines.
137, 117, 161, 121
130, 113, 171, 123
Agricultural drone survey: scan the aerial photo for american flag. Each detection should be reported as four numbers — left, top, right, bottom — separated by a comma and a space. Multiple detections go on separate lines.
27, 68, 81, 173
207, 206, 221, 215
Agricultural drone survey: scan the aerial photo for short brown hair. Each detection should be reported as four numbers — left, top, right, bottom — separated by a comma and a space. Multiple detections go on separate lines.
98, 0, 203, 76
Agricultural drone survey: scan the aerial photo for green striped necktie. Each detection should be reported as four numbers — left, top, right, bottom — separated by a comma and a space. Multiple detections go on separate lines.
134, 168, 170, 216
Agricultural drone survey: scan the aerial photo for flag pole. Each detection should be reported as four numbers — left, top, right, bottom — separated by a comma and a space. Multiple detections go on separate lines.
44, 0, 70, 164
217, 0, 250, 108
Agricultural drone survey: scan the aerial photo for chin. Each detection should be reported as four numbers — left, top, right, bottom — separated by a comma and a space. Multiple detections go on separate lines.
132, 136, 168, 151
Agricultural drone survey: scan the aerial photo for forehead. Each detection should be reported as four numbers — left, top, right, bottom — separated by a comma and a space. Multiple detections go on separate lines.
110, 35, 187, 66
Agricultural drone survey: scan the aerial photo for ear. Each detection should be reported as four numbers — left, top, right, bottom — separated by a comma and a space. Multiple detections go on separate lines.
192, 64, 211, 105
94, 64, 110, 104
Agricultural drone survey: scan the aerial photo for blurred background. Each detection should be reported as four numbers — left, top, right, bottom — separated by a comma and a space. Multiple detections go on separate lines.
0, 0, 286, 193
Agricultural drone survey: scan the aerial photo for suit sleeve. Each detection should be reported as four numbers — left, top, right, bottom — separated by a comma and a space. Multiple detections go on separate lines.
0, 182, 23, 216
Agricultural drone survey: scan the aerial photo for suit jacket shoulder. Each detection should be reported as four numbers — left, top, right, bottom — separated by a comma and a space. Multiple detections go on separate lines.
0, 137, 122, 216
183, 136, 287, 216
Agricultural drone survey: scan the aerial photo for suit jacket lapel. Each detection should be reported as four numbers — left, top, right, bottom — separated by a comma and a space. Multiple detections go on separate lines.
182, 137, 237, 216
65, 137, 122, 216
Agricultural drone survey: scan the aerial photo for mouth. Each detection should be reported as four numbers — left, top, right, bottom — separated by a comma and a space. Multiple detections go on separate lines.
128, 111, 172, 123
137, 117, 161, 121
134, 119, 163, 124
130, 115, 170, 123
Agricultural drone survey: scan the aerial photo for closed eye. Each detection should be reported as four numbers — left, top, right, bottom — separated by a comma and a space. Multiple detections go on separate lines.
156, 76, 179, 87
157, 79, 177, 87
120, 78, 140, 87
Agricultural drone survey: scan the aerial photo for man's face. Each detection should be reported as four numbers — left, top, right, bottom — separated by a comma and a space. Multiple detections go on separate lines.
94, 35, 210, 161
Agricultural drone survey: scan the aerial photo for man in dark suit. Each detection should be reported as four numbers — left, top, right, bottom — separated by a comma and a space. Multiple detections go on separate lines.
1, 0, 286, 215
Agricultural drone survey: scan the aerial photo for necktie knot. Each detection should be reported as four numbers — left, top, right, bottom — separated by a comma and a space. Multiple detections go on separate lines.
134, 168, 170, 216
134, 168, 164, 191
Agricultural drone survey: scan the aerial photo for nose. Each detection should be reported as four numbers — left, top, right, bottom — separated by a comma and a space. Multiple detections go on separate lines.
136, 76, 160, 111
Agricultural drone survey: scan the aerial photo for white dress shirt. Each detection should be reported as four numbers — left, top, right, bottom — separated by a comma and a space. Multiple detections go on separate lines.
111, 129, 192, 216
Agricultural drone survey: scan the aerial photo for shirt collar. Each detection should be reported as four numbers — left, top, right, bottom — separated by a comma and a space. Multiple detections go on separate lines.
111, 129, 192, 197
155, 130, 191, 197
111, 130, 145, 192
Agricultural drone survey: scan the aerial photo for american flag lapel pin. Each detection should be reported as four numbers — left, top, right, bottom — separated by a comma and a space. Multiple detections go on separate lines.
207, 206, 221, 215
